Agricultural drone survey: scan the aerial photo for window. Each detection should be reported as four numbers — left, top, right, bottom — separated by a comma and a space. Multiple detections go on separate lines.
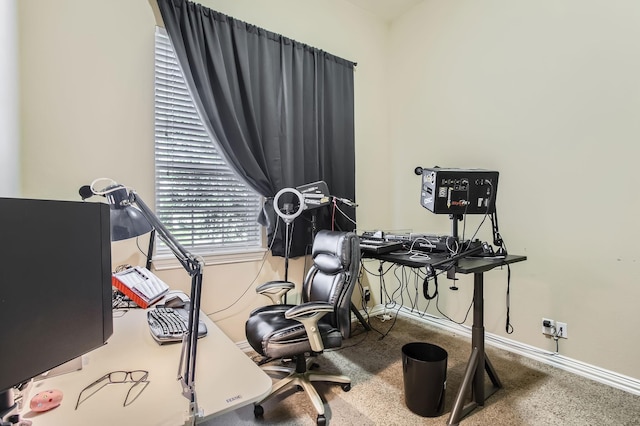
154, 27, 263, 264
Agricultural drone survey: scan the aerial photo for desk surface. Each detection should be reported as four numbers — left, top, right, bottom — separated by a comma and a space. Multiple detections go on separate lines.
21, 309, 271, 426
368, 251, 527, 273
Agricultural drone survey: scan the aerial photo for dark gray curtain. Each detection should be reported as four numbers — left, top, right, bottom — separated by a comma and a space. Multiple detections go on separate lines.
156, 0, 356, 257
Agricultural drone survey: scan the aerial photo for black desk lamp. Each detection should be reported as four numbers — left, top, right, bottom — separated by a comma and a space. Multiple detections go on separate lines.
80, 179, 204, 421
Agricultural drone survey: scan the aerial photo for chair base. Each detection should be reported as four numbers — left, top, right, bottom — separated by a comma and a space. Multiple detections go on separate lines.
256, 355, 351, 419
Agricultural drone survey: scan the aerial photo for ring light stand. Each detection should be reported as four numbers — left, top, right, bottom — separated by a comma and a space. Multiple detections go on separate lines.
273, 188, 305, 296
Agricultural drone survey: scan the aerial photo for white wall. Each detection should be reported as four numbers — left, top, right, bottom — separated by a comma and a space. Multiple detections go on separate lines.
388, 0, 640, 379
0, 0, 19, 197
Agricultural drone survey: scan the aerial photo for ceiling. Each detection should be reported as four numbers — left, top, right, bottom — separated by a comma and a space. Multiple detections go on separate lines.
344, 0, 423, 22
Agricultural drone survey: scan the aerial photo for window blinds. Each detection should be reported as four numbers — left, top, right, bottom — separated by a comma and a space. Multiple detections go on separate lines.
154, 27, 262, 254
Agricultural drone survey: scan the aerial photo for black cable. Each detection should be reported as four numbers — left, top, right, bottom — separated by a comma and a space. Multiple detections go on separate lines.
377, 301, 403, 340
206, 216, 281, 316
505, 263, 513, 334
399, 267, 434, 320
435, 289, 474, 325
357, 260, 394, 338
430, 267, 474, 324
465, 180, 495, 247
379, 265, 399, 309
404, 266, 421, 311
359, 259, 394, 277
135, 236, 149, 259
373, 258, 475, 328
422, 272, 438, 300
368, 261, 403, 339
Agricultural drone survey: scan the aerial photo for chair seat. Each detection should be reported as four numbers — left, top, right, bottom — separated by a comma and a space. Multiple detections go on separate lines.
246, 310, 342, 359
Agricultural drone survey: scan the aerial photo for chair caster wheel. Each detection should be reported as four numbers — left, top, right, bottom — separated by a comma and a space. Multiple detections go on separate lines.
254, 404, 264, 417
341, 383, 351, 392
317, 414, 326, 425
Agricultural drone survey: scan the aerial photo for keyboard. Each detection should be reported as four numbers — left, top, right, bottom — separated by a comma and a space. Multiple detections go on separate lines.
147, 307, 208, 344
385, 233, 452, 253
359, 238, 404, 254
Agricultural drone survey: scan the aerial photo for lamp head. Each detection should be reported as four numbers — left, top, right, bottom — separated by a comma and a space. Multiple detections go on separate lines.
104, 184, 154, 241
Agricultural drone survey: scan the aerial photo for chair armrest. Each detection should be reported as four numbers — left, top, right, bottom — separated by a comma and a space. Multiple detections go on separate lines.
285, 302, 334, 352
255, 280, 295, 305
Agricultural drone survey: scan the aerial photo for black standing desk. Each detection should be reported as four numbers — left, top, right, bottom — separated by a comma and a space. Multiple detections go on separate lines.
365, 251, 526, 425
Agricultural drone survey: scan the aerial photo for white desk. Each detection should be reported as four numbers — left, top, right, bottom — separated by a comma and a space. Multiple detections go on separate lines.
19, 309, 271, 425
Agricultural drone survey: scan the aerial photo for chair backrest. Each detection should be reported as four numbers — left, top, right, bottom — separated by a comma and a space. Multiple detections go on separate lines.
301, 229, 360, 339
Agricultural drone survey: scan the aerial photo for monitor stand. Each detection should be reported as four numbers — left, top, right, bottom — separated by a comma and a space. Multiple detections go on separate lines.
449, 213, 463, 241
34, 356, 83, 381
447, 214, 463, 285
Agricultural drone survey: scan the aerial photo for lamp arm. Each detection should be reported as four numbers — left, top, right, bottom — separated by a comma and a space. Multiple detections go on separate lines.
490, 211, 502, 245
126, 190, 203, 420
127, 191, 201, 276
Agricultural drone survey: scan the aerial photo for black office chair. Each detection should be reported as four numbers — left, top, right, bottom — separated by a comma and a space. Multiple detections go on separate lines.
245, 229, 360, 425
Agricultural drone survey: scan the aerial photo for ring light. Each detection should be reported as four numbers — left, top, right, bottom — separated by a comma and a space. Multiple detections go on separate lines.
273, 187, 305, 223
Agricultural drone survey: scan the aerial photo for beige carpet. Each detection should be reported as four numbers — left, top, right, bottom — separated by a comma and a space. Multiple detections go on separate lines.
208, 315, 640, 425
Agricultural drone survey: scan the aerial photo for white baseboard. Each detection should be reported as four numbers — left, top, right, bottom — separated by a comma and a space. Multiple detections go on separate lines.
359, 304, 640, 396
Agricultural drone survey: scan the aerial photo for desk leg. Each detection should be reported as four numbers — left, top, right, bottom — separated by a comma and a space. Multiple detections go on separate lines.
447, 272, 502, 425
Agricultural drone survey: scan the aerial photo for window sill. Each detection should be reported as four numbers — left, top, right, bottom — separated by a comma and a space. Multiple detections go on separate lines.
151, 248, 267, 271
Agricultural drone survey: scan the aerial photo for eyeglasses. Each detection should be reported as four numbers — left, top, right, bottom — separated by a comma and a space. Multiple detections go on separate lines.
75, 370, 149, 409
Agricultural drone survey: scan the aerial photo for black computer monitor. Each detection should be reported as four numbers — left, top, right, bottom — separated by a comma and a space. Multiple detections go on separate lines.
0, 198, 113, 412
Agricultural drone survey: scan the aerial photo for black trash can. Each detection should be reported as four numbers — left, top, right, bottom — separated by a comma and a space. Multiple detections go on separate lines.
401, 342, 448, 417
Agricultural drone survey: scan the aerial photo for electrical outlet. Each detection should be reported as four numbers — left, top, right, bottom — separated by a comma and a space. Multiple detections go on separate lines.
363, 286, 371, 302
542, 318, 555, 336
556, 321, 568, 339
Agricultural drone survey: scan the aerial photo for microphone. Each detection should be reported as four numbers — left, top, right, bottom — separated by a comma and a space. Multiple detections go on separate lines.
78, 185, 95, 200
